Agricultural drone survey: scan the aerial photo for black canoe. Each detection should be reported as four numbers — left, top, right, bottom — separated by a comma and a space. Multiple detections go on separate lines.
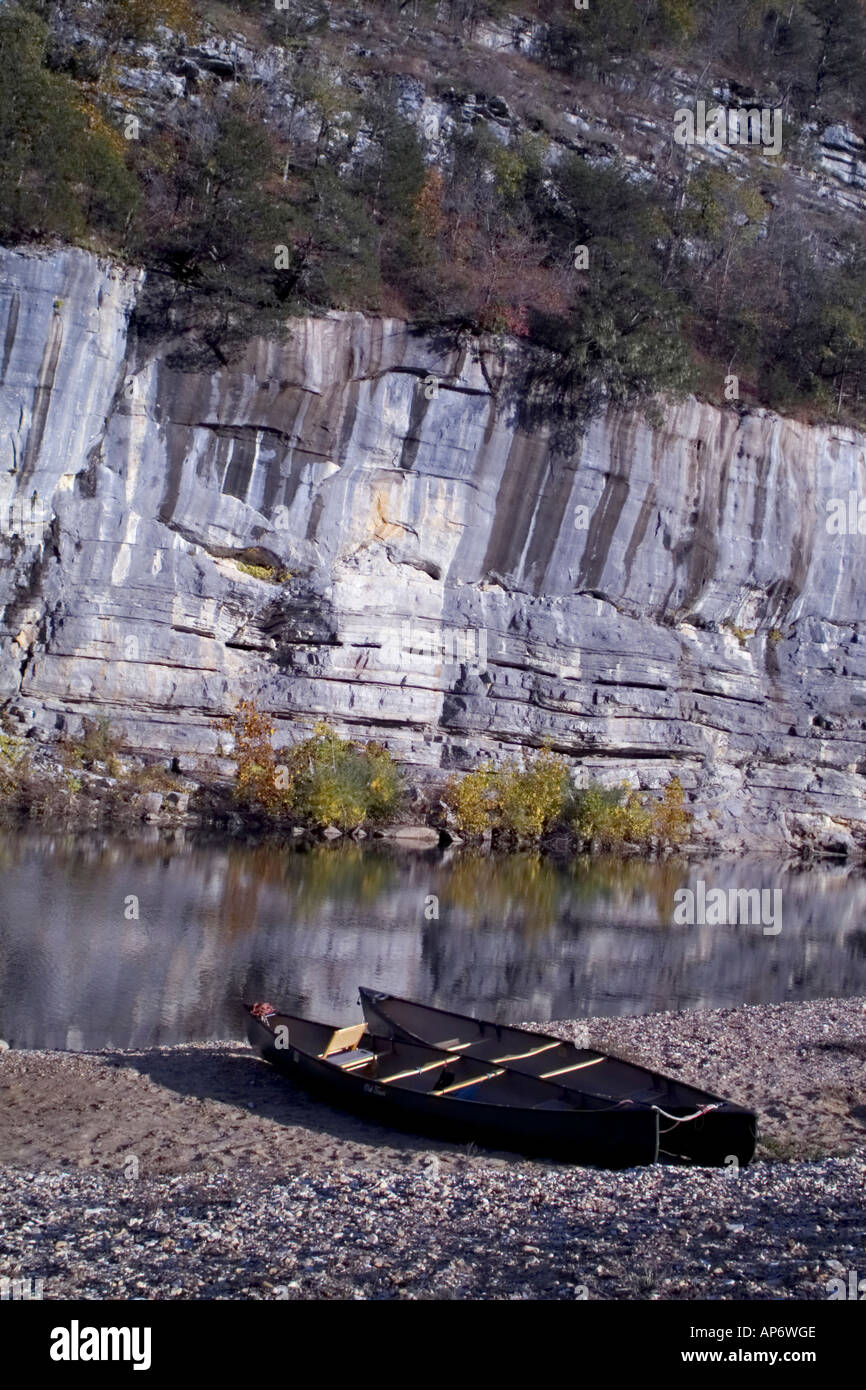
244, 1003, 659, 1167
358, 989, 757, 1167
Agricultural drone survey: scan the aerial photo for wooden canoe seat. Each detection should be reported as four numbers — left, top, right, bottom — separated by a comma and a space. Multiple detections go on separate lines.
329, 1048, 375, 1069
321, 1024, 367, 1058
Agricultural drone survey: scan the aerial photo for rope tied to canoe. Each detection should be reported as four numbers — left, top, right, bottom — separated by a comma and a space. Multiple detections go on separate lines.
652, 1102, 721, 1132
251, 1002, 277, 1027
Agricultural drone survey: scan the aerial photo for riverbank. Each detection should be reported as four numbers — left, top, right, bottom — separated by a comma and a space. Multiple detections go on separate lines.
3, 998, 864, 1174
1, 997, 863, 1299
3, 729, 866, 861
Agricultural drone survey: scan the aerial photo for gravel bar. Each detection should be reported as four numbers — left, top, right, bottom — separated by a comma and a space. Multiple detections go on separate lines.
1, 996, 864, 1300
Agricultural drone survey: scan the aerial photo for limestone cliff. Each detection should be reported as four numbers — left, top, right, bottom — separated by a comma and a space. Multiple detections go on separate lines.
2, 243, 866, 853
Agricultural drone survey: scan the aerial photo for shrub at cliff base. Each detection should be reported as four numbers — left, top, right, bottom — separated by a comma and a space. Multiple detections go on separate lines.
0, 735, 26, 799
567, 782, 653, 850
225, 703, 403, 830
0, 732, 82, 819
568, 776, 691, 850
650, 775, 692, 845
223, 700, 282, 813
443, 761, 498, 837
444, 751, 691, 850
496, 747, 571, 840
444, 747, 568, 841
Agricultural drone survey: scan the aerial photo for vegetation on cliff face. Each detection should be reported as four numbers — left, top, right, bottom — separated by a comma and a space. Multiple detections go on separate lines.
3, 0, 866, 423
0, 5, 139, 243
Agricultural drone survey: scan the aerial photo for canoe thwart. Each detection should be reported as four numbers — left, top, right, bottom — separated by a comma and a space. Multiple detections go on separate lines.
540, 1057, 605, 1079
435, 1068, 505, 1095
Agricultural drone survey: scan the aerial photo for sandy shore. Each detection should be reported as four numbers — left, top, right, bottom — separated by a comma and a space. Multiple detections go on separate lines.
1, 996, 864, 1299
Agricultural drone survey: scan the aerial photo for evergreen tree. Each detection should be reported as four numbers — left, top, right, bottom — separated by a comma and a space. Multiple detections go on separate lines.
0, 4, 138, 244
132, 99, 292, 366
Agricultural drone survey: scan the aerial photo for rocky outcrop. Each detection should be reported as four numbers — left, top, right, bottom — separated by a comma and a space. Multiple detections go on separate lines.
2, 242, 866, 853
72, 10, 866, 230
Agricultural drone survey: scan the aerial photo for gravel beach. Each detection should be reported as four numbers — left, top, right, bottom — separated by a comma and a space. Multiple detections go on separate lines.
1, 997, 864, 1300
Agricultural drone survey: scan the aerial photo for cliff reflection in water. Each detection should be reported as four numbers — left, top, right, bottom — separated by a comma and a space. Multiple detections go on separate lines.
0, 830, 864, 1050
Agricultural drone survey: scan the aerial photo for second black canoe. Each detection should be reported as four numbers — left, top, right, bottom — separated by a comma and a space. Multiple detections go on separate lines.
358, 988, 757, 1167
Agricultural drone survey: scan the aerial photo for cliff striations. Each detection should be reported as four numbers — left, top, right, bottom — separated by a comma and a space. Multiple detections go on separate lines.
3, 243, 866, 852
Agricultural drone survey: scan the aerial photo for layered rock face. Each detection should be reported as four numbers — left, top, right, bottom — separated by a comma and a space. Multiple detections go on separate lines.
2, 243, 866, 851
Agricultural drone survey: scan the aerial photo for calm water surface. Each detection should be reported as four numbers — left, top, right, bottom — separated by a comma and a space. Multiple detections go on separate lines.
1, 829, 864, 1049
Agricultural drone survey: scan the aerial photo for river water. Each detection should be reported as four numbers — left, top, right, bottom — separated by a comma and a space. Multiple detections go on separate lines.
0, 828, 864, 1050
